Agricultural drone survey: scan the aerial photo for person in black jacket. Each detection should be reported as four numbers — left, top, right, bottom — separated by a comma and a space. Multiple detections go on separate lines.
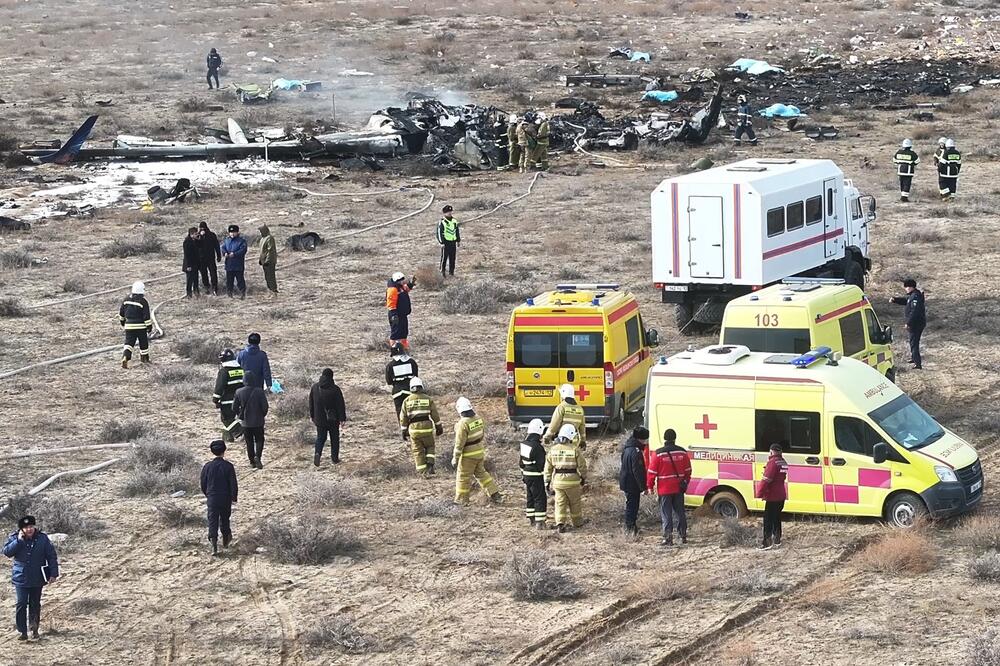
385, 343, 418, 418
619, 426, 649, 536
182, 227, 202, 298
309, 368, 347, 466
207, 48, 223, 89
212, 348, 244, 442
197, 222, 222, 296
200, 440, 238, 556
119, 281, 152, 369
519, 419, 548, 529
232, 371, 269, 469
889, 278, 927, 369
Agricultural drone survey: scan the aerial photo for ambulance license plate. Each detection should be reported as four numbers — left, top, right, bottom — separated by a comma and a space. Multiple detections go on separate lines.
523, 389, 552, 397
971, 480, 982, 493
662, 285, 688, 292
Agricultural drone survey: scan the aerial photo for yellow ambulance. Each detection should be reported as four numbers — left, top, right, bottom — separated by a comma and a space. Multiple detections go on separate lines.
645, 344, 983, 527
720, 279, 896, 380
506, 283, 658, 433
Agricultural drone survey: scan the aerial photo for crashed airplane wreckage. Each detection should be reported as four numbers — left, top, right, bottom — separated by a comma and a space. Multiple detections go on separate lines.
17, 91, 723, 169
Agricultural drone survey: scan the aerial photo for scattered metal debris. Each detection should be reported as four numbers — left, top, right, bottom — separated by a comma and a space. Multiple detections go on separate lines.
287, 231, 324, 251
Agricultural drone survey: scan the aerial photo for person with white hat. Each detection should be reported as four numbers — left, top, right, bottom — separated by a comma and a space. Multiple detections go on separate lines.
519, 418, 548, 529
385, 270, 416, 350
938, 138, 962, 200
532, 111, 551, 170
893, 138, 919, 202
118, 281, 152, 369
398, 376, 442, 475
544, 383, 586, 448
453, 397, 501, 505
502, 113, 520, 171
543, 423, 588, 532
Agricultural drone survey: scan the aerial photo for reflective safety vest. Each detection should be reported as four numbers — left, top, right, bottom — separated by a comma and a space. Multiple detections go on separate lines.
519, 434, 546, 478
213, 362, 245, 406
940, 149, 962, 178
544, 442, 587, 489
386, 357, 418, 399
400, 393, 438, 435
545, 400, 586, 445
454, 415, 486, 459
893, 148, 919, 176
437, 218, 459, 243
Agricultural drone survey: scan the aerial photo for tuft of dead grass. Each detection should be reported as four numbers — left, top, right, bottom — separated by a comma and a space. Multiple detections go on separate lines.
968, 628, 1000, 666
120, 436, 199, 497
970, 551, 1000, 582
0, 297, 28, 318
100, 233, 164, 258
98, 418, 152, 443
440, 279, 534, 315
154, 502, 203, 528
725, 568, 785, 596
302, 615, 374, 654
500, 550, 583, 601
413, 264, 445, 291
794, 578, 848, 614
0, 245, 36, 269
720, 517, 758, 548
954, 515, 1000, 554
854, 530, 938, 575
296, 475, 361, 507
407, 498, 461, 519
243, 515, 363, 565
626, 572, 708, 600
38, 494, 103, 536
174, 334, 234, 365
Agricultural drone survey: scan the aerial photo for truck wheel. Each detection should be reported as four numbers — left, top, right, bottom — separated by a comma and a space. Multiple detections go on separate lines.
708, 490, 747, 519
844, 259, 865, 289
886, 367, 896, 384
674, 303, 694, 332
607, 397, 625, 434
885, 492, 927, 528
693, 300, 726, 325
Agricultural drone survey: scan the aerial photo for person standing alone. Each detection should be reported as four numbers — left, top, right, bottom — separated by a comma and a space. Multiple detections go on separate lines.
893, 139, 919, 203
182, 226, 202, 298
889, 278, 926, 369
197, 221, 221, 295
221, 224, 247, 299
119, 281, 152, 369
734, 94, 758, 146
207, 48, 223, 90
309, 368, 347, 466
200, 440, 238, 556
3, 516, 58, 641
436, 205, 461, 278
757, 443, 788, 550
258, 224, 278, 297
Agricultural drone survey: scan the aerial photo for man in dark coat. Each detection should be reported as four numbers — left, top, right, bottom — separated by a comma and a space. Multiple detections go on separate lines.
233, 371, 269, 469
889, 278, 927, 370
309, 368, 347, 466
207, 48, 223, 89
619, 426, 649, 536
182, 226, 202, 298
3, 516, 59, 641
237, 333, 272, 390
197, 221, 222, 295
200, 440, 239, 556
221, 224, 247, 299
519, 419, 548, 529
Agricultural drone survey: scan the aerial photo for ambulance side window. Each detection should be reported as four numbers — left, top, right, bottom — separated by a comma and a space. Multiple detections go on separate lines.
625, 316, 641, 356
755, 410, 820, 455
835, 416, 907, 463
838, 312, 866, 357
864, 309, 883, 344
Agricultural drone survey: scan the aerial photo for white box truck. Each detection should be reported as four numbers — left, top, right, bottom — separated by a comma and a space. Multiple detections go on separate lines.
650, 158, 876, 331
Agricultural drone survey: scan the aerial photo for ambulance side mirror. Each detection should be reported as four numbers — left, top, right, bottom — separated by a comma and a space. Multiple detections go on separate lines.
646, 328, 660, 347
873, 442, 888, 465
882, 325, 893, 344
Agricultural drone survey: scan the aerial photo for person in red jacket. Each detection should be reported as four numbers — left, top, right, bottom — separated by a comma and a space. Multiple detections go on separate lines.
758, 442, 788, 550
646, 428, 692, 546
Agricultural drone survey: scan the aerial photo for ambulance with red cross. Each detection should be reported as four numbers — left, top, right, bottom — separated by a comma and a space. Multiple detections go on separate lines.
645, 344, 983, 527
506, 284, 659, 433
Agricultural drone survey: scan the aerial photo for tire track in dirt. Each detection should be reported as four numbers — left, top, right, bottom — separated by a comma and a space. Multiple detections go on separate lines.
240, 555, 302, 666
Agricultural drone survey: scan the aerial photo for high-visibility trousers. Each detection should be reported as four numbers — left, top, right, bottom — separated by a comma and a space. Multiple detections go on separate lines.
410, 430, 435, 473
455, 454, 498, 503
554, 484, 583, 527
524, 476, 547, 523
220, 404, 243, 442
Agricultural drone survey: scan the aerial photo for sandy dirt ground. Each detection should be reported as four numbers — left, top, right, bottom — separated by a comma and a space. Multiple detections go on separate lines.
2, 0, 1000, 664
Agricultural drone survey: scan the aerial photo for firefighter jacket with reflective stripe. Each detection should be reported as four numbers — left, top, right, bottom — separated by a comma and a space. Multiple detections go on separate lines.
399, 393, 439, 434
119, 295, 152, 331
519, 433, 546, 478
646, 444, 691, 496
386, 282, 412, 316
938, 148, 962, 177
454, 415, 486, 459
544, 399, 586, 444
507, 123, 517, 145
385, 356, 418, 399
436, 217, 460, 244
737, 102, 753, 125
536, 120, 550, 146
213, 361, 245, 406
544, 442, 587, 489
893, 148, 919, 176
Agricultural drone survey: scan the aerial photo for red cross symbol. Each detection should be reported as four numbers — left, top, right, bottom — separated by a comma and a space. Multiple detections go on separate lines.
575, 384, 591, 401
695, 414, 717, 439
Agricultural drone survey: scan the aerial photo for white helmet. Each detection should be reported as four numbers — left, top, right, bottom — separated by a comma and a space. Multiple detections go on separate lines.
527, 418, 545, 435
537, 111, 547, 121
509, 113, 519, 123
901, 139, 913, 148
131, 281, 145, 295
557, 423, 577, 441
409, 376, 423, 390
391, 271, 405, 282
456, 396, 473, 414
559, 384, 575, 400
945, 138, 956, 148
937, 136, 947, 146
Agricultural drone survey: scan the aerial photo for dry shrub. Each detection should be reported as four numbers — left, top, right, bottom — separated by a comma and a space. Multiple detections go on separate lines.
721, 640, 758, 666
296, 475, 360, 507
154, 502, 203, 528
970, 551, 1000, 582
38, 494, 102, 536
500, 551, 583, 601
173, 334, 234, 365
100, 233, 164, 258
725, 568, 784, 596
968, 628, 1000, 666
590, 452, 621, 482
303, 616, 373, 654
177, 97, 210, 113
900, 225, 946, 244
69, 597, 112, 614
0, 245, 36, 269
440, 279, 534, 315
248, 516, 363, 565
955, 515, 1000, 554
794, 578, 848, 614
98, 418, 152, 443
363, 328, 388, 352
0, 297, 28, 318
120, 437, 199, 497
412, 264, 444, 292
0, 494, 33, 522
153, 366, 203, 385
361, 457, 410, 481
407, 498, 460, 519
854, 530, 938, 575
277, 390, 310, 421
627, 572, 707, 600
720, 517, 757, 548
445, 549, 490, 566
60, 276, 88, 293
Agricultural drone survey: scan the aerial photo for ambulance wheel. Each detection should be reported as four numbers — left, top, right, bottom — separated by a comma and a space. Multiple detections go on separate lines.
885, 492, 927, 528
844, 259, 865, 289
608, 398, 625, 434
708, 490, 747, 519
674, 303, 695, 333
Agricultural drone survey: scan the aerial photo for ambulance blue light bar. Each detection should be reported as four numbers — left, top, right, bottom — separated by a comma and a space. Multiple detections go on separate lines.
790, 346, 833, 368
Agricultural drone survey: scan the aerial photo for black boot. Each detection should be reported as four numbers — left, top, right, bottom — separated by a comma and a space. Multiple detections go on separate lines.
426, 462, 435, 476
313, 453, 321, 467
210, 537, 219, 556
254, 457, 263, 469
222, 534, 232, 549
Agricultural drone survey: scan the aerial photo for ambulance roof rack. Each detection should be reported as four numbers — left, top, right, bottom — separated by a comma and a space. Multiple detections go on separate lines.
790, 346, 842, 368
693, 344, 751, 366
555, 283, 620, 292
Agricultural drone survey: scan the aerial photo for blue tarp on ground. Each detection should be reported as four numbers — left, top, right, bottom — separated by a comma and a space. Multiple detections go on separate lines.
630, 51, 650, 62
642, 90, 679, 103
759, 103, 801, 118
729, 58, 785, 76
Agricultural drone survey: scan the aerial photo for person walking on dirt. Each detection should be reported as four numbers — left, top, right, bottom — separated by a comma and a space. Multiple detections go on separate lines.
647, 428, 691, 547
893, 139, 919, 203
119, 280, 152, 369
757, 442, 788, 550
399, 377, 442, 476
233, 371, 269, 469
619, 426, 649, 537
937, 138, 962, 200
183, 226, 202, 298
733, 94, 757, 146
385, 343, 418, 419
436, 205, 461, 278
520, 419, 548, 529
197, 221, 222, 295
309, 368, 347, 466
200, 439, 238, 556
258, 224, 278, 297
544, 424, 587, 532
386, 271, 416, 349
207, 48, 223, 90
212, 348, 245, 443
221, 224, 248, 299
453, 397, 501, 506
3, 515, 58, 641
237, 333, 272, 390
889, 278, 926, 370
544, 384, 586, 448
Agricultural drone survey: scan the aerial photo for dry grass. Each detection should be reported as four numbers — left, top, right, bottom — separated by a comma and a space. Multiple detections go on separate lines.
174, 334, 234, 365
626, 572, 708, 600
0, 297, 28, 318
968, 628, 1000, 666
793, 578, 848, 614
439, 279, 534, 315
0, 245, 36, 269
37, 494, 103, 536
277, 390, 310, 421
406, 498, 461, 519
69, 597, 113, 614
120, 436, 199, 497
60, 275, 88, 293
361, 457, 411, 481
154, 502, 203, 528
303, 616, 374, 654
721, 640, 758, 666
720, 517, 758, 548
98, 418, 152, 443
725, 568, 785, 595
245, 516, 363, 565
296, 475, 361, 507
853, 530, 938, 575
153, 366, 204, 385
100, 233, 164, 258
499, 551, 583, 601
954, 515, 1000, 554
413, 264, 445, 291
900, 224, 946, 244
970, 551, 1000, 582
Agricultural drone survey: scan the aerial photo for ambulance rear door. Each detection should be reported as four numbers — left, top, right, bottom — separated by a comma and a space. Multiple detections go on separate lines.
512, 331, 561, 409
560, 331, 605, 412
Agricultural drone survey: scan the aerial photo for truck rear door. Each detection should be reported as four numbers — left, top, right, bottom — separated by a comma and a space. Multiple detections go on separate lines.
823, 178, 839, 258
687, 196, 725, 279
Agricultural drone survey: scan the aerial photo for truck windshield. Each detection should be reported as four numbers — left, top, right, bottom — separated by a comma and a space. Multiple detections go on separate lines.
722, 328, 811, 354
868, 395, 945, 450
